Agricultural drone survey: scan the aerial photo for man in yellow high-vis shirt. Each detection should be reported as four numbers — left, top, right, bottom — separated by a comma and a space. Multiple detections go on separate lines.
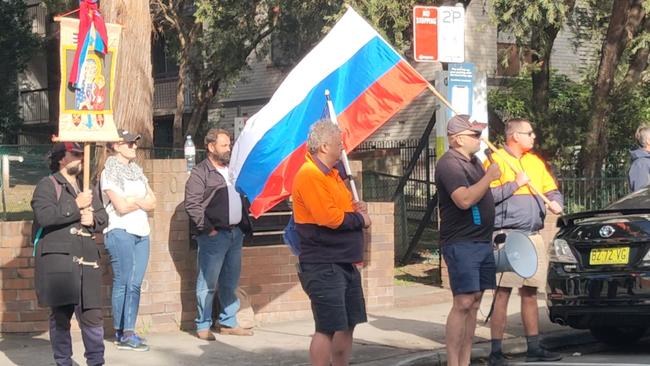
485, 118, 563, 366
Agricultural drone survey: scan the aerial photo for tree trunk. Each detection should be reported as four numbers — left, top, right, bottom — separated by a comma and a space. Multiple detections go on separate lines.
530, 27, 557, 121
529, 0, 576, 124
184, 79, 220, 140
184, 94, 212, 141
100, 0, 154, 147
621, 16, 649, 90
580, 0, 637, 178
172, 59, 187, 148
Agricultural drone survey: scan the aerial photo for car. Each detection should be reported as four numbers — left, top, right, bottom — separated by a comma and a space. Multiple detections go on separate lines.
547, 187, 650, 345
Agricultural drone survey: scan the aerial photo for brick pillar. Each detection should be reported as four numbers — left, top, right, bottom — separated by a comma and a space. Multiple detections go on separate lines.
362, 202, 395, 309
0, 220, 49, 332
135, 159, 193, 332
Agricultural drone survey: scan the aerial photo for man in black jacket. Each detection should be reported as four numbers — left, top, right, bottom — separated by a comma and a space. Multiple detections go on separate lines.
184, 128, 252, 340
31, 142, 108, 366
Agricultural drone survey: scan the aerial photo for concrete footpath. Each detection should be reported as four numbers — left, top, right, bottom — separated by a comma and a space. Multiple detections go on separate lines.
0, 285, 592, 366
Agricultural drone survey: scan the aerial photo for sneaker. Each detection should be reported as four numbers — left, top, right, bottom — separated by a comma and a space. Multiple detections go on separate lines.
113, 331, 122, 345
526, 348, 562, 362
117, 334, 150, 352
488, 352, 508, 366
114, 331, 146, 345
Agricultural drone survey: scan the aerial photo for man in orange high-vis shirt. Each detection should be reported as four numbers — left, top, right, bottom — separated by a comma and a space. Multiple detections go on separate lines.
292, 119, 371, 366
485, 118, 563, 366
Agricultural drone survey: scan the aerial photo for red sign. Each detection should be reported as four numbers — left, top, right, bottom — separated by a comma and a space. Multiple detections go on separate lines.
413, 6, 438, 62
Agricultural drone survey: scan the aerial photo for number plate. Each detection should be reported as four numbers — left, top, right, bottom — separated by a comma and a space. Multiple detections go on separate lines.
589, 247, 630, 265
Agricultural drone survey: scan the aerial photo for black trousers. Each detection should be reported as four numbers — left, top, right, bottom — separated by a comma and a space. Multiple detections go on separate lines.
50, 304, 104, 366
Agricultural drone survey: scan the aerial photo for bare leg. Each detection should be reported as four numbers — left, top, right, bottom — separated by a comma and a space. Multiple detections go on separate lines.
459, 292, 483, 366
490, 287, 513, 340
520, 286, 539, 336
331, 328, 354, 366
310, 331, 333, 366
445, 292, 482, 366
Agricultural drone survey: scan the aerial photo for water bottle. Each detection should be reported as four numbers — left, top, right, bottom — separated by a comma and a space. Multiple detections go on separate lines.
184, 135, 196, 173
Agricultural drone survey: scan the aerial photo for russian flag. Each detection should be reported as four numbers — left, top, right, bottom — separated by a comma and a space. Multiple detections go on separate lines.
231, 7, 429, 218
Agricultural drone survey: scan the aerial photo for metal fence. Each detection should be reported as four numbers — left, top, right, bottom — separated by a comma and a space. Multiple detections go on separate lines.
355, 138, 436, 213
557, 177, 629, 214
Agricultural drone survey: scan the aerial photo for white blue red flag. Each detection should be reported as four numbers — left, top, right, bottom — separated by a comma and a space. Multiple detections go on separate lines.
230, 7, 429, 217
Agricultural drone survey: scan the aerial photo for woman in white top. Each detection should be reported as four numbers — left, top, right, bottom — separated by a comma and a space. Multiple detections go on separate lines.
98, 129, 155, 352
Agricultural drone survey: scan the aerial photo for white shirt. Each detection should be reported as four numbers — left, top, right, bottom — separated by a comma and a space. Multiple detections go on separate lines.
101, 171, 151, 237
216, 166, 242, 225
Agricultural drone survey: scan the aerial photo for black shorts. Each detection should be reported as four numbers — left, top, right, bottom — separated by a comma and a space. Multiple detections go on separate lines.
442, 240, 496, 295
298, 263, 367, 333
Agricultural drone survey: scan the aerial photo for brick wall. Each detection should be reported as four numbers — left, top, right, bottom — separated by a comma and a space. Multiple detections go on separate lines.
441, 214, 561, 289
0, 159, 394, 333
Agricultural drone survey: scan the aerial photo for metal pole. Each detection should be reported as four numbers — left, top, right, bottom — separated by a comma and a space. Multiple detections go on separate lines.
324, 89, 360, 202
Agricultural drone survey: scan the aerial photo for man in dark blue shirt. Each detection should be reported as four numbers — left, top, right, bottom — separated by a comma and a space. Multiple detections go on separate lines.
435, 115, 501, 366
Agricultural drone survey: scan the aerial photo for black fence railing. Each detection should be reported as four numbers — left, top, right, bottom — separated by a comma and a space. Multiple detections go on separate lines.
557, 177, 628, 214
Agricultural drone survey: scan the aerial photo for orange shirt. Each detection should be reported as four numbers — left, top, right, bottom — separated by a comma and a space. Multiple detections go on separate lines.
292, 153, 354, 229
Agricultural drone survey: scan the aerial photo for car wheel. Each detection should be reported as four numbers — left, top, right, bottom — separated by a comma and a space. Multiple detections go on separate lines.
589, 327, 647, 345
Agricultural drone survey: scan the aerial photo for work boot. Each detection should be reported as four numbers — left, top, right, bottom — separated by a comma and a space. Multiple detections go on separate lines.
488, 351, 509, 366
526, 348, 562, 362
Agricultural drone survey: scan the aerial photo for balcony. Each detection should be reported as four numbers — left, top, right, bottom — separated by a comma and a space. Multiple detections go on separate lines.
19, 88, 49, 125
153, 76, 194, 115
26, 1, 47, 36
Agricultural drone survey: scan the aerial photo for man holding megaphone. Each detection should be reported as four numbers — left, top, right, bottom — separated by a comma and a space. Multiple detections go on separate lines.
435, 115, 501, 366
484, 118, 564, 366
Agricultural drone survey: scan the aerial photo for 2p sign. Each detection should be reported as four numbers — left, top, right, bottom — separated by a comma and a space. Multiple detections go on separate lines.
413, 5, 465, 63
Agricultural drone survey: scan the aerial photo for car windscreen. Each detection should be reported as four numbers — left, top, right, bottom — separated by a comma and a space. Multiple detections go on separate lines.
606, 187, 650, 210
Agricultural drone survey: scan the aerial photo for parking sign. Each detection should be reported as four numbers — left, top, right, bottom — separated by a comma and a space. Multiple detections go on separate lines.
413, 6, 438, 62
437, 6, 465, 63
413, 5, 464, 63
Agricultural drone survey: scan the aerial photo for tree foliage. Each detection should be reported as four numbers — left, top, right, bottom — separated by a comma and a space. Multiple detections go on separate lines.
0, 0, 40, 143
151, 0, 470, 147
578, 0, 649, 178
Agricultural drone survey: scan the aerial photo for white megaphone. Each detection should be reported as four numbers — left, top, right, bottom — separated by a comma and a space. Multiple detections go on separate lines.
494, 231, 538, 279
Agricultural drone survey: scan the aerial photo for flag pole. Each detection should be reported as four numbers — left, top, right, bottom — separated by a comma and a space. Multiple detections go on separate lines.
324, 90, 360, 202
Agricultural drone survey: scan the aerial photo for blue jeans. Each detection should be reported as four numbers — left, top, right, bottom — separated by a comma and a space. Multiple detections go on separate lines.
195, 227, 243, 331
104, 229, 150, 332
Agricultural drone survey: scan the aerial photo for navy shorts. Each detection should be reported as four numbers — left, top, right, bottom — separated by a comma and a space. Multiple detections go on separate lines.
442, 241, 496, 295
298, 263, 368, 334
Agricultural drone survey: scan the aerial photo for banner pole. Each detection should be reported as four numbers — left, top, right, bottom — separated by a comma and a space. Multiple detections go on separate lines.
324, 90, 360, 202
83, 142, 91, 191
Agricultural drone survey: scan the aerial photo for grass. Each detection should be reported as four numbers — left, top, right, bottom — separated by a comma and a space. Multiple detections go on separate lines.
1, 187, 34, 221
393, 249, 441, 286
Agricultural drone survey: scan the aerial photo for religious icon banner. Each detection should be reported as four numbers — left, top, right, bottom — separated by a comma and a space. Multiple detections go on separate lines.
57, 16, 121, 141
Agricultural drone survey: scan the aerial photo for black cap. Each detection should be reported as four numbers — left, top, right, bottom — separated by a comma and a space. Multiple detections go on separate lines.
118, 129, 141, 143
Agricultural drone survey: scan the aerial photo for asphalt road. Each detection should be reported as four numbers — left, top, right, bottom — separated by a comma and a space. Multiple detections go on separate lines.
503, 337, 650, 366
